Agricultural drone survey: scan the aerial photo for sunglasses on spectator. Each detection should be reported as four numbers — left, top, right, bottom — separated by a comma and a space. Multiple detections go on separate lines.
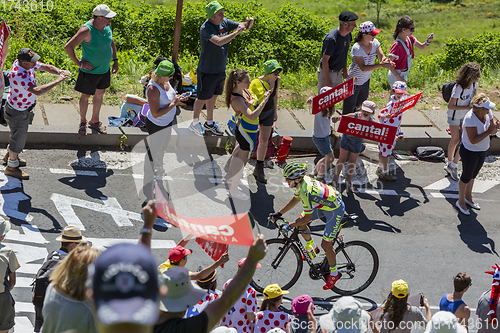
409, 27, 415, 32
365, 32, 377, 36
273, 69, 282, 75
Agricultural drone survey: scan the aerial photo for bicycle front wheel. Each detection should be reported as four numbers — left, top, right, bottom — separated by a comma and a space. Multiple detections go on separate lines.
250, 238, 303, 293
331, 240, 379, 296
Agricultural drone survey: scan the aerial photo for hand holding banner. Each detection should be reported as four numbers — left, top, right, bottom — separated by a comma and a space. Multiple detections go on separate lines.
389, 93, 423, 119
312, 78, 355, 115
155, 184, 255, 246
337, 116, 398, 144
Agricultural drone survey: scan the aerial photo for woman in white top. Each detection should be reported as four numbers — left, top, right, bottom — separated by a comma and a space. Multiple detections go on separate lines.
456, 93, 500, 215
41, 244, 99, 333
444, 62, 480, 181
143, 60, 189, 200
342, 21, 393, 115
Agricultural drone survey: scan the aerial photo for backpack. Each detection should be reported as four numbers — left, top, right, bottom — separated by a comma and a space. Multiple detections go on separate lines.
31, 250, 66, 308
442, 80, 456, 103
415, 146, 445, 162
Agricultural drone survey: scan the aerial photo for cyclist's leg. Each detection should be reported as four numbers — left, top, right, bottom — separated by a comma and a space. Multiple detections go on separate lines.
321, 202, 346, 267
321, 202, 345, 289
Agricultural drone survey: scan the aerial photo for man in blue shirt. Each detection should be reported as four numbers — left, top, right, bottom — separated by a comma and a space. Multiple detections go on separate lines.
189, 1, 254, 137
317, 11, 358, 92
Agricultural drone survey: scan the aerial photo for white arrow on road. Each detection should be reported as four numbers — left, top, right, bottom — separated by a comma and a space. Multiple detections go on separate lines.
50, 193, 143, 230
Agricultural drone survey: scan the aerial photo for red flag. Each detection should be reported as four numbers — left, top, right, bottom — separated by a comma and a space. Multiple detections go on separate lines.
0, 20, 9, 68
312, 78, 355, 114
337, 116, 398, 144
195, 237, 228, 267
389, 93, 423, 119
155, 184, 255, 246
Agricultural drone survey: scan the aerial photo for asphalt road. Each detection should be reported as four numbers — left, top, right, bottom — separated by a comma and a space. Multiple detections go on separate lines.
3, 146, 500, 332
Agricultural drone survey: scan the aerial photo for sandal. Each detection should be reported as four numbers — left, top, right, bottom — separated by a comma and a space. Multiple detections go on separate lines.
89, 121, 107, 134
78, 122, 87, 136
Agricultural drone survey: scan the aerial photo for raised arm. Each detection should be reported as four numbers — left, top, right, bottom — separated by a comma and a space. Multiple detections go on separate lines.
139, 200, 157, 249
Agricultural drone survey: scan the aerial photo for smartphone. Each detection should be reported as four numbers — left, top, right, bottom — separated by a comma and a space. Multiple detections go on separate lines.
245, 21, 250, 29
419, 293, 424, 306
184, 92, 192, 98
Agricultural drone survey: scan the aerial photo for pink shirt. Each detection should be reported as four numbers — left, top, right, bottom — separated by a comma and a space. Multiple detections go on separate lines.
8, 59, 41, 111
389, 36, 416, 70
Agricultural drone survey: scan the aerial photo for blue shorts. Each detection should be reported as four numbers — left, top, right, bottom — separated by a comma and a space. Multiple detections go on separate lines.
447, 116, 464, 126
340, 134, 364, 153
312, 201, 345, 242
312, 135, 332, 156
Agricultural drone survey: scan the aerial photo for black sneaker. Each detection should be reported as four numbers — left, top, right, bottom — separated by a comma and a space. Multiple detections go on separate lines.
253, 164, 267, 184
203, 122, 224, 136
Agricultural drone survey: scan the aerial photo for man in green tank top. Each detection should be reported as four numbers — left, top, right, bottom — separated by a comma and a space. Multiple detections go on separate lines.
64, 4, 118, 136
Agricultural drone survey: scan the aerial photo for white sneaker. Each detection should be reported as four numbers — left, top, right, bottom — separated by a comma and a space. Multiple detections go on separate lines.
444, 163, 459, 181
189, 122, 205, 136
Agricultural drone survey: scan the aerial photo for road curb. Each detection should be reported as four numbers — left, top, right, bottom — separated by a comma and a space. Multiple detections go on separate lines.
1, 125, 499, 153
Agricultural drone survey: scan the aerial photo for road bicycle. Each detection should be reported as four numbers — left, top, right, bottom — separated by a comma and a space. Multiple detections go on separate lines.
251, 213, 379, 295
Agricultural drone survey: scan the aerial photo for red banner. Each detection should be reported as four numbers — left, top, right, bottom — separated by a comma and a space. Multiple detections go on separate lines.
196, 237, 228, 267
337, 116, 398, 144
0, 21, 9, 68
312, 78, 354, 115
389, 93, 422, 119
155, 184, 255, 246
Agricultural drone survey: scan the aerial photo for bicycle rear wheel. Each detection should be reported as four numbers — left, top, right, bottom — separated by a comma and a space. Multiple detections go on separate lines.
250, 238, 303, 293
331, 240, 379, 295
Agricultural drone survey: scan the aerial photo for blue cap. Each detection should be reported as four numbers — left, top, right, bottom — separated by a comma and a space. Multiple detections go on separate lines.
91, 243, 159, 326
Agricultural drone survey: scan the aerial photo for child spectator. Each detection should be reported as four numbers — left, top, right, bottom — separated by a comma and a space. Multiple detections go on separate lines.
289, 294, 321, 333
220, 258, 260, 333
439, 272, 472, 330
307, 86, 336, 184
0, 218, 20, 333
332, 100, 377, 192
186, 269, 220, 318
377, 81, 407, 181
444, 63, 480, 181
254, 284, 293, 333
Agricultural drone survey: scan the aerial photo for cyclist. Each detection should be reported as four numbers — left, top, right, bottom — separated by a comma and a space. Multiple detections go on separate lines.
270, 162, 345, 290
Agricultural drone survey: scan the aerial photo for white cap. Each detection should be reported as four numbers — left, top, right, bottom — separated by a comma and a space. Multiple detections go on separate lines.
93, 4, 117, 18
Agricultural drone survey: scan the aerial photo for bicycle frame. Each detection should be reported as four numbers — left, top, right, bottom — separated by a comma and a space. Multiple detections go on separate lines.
270, 213, 357, 280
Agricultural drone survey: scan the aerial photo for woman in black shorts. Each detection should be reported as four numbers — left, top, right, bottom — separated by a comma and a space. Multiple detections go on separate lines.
224, 68, 271, 200
456, 93, 500, 215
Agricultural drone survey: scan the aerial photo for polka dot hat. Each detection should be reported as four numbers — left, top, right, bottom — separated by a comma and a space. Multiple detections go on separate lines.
358, 21, 381, 35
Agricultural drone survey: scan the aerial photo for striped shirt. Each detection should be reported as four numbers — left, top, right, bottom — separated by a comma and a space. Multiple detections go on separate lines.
346, 39, 380, 86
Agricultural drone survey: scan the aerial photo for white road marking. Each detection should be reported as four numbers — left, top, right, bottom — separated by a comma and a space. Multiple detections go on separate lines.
86, 238, 176, 251
14, 316, 34, 332
9, 242, 48, 275
16, 277, 35, 288
6, 224, 49, 245
132, 174, 172, 181
50, 168, 98, 176
15, 302, 35, 314
431, 192, 459, 199
425, 178, 499, 193
51, 193, 142, 230
357, 188, 399, 196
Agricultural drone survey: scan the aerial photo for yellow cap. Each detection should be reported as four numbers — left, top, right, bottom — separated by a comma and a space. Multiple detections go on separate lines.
391, 279, 408, 298
263, 284, 289, 299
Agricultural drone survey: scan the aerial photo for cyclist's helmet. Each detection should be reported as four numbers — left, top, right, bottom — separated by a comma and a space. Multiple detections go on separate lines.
283, 162, 307, 180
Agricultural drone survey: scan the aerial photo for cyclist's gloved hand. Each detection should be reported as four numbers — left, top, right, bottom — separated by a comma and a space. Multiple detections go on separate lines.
281, 223, 292, 233
269, 212, 282, 220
